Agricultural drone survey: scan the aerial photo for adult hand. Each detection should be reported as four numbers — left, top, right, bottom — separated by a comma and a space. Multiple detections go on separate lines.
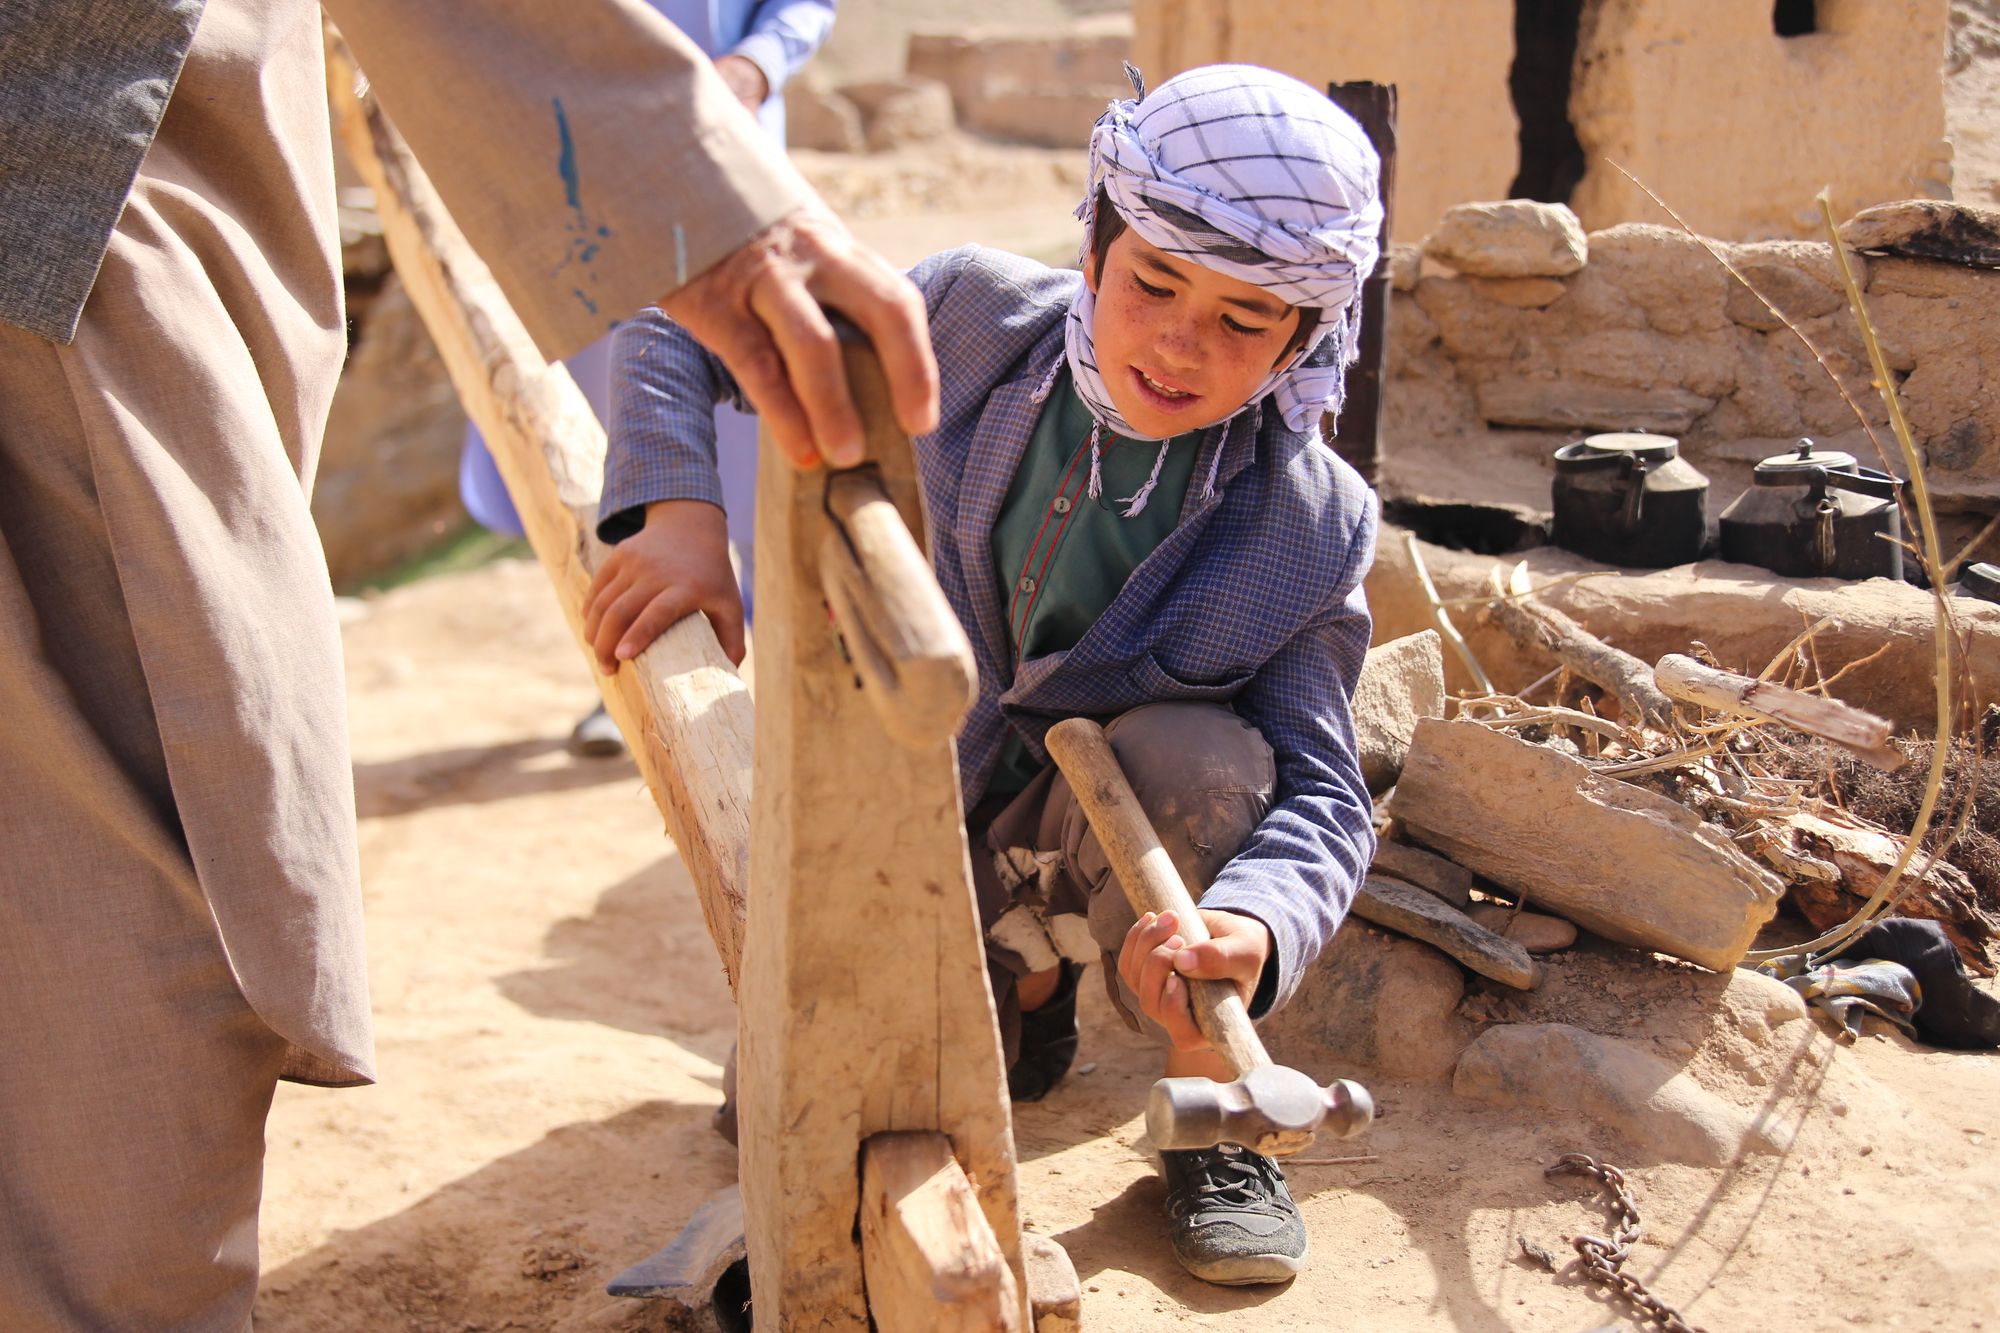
714, 54, 770, 113
1117, 908, 1272, 1053
659, 202, 939, 471
583, 500, 745, 670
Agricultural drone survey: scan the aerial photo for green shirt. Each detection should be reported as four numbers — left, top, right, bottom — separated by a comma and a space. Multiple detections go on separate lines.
985, 367, 1204, 797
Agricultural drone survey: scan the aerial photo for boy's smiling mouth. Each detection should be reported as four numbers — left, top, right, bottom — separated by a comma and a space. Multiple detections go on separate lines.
1132, 365, 1200, 409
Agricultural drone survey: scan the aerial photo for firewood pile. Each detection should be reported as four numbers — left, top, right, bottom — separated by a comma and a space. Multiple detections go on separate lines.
1359, 559, 1997, 992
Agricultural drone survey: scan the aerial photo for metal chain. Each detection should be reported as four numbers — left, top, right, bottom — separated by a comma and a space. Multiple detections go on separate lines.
1543, 1152, 1709, 1333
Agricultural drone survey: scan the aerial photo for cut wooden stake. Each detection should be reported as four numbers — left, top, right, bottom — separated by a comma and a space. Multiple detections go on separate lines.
325, 37, 756, 978
1352, 875, 1543, 990
860, 1134, 1021, 1333
1654, 652, 1906, 771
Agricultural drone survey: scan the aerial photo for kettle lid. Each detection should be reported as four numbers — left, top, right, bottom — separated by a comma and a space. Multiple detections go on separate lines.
1576, 431, 1680, 461
1754, 437, 1859, 477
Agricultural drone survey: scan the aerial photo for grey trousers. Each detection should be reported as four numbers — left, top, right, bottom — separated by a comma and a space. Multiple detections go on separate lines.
970, 702, 1276, 1064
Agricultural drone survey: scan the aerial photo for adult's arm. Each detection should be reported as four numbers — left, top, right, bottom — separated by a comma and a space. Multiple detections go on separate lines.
730, 0, 838, 100
326, 0, 936, 464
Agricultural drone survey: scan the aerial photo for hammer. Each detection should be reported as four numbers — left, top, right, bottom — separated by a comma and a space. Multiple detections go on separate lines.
1042, 717, 1373, 1158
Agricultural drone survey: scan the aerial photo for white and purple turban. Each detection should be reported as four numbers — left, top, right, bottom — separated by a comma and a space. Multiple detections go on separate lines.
1042, 64, 1384, 515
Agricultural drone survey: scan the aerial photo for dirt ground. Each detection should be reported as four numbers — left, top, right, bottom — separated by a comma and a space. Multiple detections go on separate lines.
256, 559, 2000, 1332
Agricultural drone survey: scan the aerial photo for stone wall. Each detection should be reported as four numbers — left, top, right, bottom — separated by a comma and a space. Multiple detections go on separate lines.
1131, 0, 1950, 242
1382, 200, 2000, 538
907, 16, 1133, 148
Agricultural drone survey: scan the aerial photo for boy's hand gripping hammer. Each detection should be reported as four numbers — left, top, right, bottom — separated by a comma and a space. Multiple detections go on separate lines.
1043, 717, 1373, 1157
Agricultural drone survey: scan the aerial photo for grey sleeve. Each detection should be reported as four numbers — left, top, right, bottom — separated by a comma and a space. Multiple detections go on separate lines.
0, 0, 207, 343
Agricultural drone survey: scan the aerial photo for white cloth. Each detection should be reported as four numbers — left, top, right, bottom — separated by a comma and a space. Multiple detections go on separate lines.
1055, 62, 1384, 492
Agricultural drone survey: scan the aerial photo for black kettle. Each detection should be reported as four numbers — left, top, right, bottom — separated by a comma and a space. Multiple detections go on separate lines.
1718, 439, 1906, 581
1550, 432, 1709, 568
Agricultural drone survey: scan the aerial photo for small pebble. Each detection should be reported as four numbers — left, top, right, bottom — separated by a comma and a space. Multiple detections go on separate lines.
1076, 1062, 1097, 1076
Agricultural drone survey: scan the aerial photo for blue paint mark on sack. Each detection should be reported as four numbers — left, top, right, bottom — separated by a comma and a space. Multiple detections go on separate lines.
554, 98, 582, 209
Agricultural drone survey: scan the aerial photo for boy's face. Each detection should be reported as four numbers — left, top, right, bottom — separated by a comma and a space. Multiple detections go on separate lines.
1084, 228, 1305, 439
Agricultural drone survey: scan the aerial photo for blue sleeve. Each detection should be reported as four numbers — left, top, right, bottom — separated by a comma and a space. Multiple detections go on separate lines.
597, 307, 744, 543
1200, 489, 1380, 1017
729, 0, 837, 96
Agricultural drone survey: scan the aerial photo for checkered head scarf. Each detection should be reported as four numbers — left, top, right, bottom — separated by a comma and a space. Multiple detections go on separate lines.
1042, 63, 1384, 516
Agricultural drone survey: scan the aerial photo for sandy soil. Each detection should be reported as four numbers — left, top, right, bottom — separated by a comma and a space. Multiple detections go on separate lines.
256, 559, 2000, 1332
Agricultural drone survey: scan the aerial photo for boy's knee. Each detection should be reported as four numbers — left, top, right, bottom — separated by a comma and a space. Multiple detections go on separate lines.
1056, 702, 1274, 950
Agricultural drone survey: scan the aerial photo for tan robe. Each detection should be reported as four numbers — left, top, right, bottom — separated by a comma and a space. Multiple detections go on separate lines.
0, 0, 811, 1326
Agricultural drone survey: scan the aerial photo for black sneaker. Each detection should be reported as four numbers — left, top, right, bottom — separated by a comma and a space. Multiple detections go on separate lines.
1160, 1144, 1308, 1285
1007, 962, 1081, 1102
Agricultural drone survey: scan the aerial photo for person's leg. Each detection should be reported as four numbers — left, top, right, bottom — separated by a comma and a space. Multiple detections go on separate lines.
1027, 703, 1307, 1285
0, 0, 371, 1320
0, 325, 293, 1332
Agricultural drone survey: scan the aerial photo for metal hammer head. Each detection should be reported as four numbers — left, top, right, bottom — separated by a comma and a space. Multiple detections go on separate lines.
1145, 1064, 1373, 1157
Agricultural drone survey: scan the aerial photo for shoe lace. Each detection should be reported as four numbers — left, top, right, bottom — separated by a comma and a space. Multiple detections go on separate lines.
1183, 1147, 1277, 1211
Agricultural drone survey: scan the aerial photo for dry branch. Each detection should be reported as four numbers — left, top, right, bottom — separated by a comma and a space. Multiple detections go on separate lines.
1655, 653, 1905, 771
1481, 595, 1674, 730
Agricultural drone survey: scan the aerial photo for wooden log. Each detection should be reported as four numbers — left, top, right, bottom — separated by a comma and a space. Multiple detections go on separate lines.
325, 38, 756, 980
1389, 718, 1785, 970
1483, 594, 1673, 730
1370, 839, 1473, 908
1351, 876, 1543, 990
1654, 653, 1906, 771
860, 1134, 1021, 1333
737, 340, 1026, 1330
1745, 810, 1997, 975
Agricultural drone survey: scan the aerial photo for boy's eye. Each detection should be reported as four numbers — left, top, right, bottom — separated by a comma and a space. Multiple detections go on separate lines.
1131, 274, 1173, 299
1223, 314, 1274, 337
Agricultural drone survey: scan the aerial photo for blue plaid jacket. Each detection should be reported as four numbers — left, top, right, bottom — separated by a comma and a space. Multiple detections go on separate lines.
603, 245, 1378, 1014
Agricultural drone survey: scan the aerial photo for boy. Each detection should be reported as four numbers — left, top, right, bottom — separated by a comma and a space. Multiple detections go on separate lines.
585, 64, 1381, 1286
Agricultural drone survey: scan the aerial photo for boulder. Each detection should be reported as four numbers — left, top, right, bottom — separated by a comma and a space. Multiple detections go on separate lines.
1424, 200, 1588, 278
1839, 199, 2000, 268
1352, 628, 1445, 793
1263, 925, 1473, 1082
1466, 904, 1578, 954
785, 76, 865, 153
1452, 1022, 1784, 1166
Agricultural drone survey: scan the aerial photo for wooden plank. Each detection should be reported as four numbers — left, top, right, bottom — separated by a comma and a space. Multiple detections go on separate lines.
860, 1133, 1021, 1333
324, 35, 755, 983
737, 340, 1026, 1329
1351, 876, 1542, 991
1390, 718, 1785, 970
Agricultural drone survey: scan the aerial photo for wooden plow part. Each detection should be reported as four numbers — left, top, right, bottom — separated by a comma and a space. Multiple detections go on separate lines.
327, 32, 1072, 1331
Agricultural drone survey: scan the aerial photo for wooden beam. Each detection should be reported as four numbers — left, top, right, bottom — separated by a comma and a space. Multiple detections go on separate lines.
860, 1134, 1022, 1333
325, 33, 755, 983
1325, 81, 1397, 488
1483, 593, 1674, 730
737, 341, 1027, 1329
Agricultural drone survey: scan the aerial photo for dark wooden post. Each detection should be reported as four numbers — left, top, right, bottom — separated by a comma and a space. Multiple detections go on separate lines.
1324, 81, 1397, 488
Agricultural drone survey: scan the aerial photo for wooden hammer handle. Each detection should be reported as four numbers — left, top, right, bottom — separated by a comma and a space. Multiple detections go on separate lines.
1043, 717, 1272, 1078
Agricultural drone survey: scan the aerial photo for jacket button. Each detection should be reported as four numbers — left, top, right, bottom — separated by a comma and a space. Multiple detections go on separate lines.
1019, 576, 1037, 593
1052, 496, 1072, 514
